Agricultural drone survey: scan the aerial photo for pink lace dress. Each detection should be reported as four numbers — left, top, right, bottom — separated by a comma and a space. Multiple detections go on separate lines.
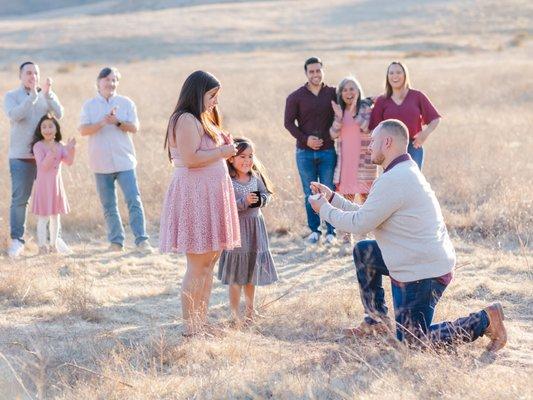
159, 123, 240, 254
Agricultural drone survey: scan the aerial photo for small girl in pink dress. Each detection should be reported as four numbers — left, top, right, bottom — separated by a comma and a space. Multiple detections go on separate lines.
30, 114, 76, 254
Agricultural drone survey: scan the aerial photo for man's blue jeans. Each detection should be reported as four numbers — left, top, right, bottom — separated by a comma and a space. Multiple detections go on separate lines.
95, 169, 149, 246
9, 159, 37, 243
295, 148, 336, 235
408, 141, 424, 170
353, 240, 489, 345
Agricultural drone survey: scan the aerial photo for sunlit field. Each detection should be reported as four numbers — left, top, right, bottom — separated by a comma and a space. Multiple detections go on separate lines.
0, 1, 531, 398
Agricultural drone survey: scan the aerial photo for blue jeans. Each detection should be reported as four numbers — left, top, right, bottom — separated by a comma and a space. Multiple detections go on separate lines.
295, 148, 336, 235
95, 169, 148, 246
408, 141, 424, 170
353, 240, 489, 345
9, 159, 37, 243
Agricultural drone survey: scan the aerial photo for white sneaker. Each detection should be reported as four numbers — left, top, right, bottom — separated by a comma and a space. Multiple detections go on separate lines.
55, 238, 74, 255
136, 240, 154, 254
306, 232, 321, 244
8, 239, 24, 258
325, 234, 337, 246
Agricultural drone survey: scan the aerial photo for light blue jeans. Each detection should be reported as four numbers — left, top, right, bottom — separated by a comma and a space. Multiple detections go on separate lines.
9, 159, 37, 243
95, 169, 148, 246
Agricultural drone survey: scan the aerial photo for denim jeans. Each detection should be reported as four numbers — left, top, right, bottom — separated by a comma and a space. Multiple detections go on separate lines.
295, 148, 336, 235
353, 240, 489, 345
95, 169, 148, 246
408, 141, 424, 170
9, 159, 37, 243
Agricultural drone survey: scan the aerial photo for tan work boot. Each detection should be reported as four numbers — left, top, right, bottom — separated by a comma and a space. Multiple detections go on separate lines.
483, 302, 507, 352
108, 243, 124, 252
343, 320, 391, 338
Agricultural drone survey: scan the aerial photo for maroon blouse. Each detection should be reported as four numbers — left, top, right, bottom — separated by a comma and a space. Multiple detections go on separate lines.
369, 89, 441, 140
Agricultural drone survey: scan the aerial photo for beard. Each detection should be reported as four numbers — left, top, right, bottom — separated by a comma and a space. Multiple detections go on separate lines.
371, 152, 385, 165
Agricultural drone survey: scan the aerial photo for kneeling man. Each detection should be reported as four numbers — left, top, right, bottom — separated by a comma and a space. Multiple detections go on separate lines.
309, 119, 506, 351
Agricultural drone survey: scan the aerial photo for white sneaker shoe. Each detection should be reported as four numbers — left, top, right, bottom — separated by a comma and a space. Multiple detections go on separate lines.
8, 239, 24, 258
306, 232, 321, 244
55, 238, 74, 255
136, 240, 154, 254
342, 232, 352, 245
325, 234, 336, 246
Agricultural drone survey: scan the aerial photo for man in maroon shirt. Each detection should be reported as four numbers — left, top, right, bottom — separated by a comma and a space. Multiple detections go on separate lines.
284, 57, 337, 245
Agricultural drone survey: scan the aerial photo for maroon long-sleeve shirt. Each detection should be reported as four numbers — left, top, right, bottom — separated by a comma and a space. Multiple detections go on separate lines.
284, 83, 336, 150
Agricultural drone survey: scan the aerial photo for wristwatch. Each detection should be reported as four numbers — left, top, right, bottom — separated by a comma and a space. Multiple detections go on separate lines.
116, 121, 122, 127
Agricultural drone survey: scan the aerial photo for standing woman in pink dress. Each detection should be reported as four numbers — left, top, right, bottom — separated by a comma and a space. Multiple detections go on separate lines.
369, 61, 441, 170
160, 70, 240, 336
330, 77, 377, 245
330, 77, 376, 202
30, 113, 76, 254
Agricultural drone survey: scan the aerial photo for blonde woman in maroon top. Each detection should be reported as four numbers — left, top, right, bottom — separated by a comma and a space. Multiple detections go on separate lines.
369, 61, 441, 170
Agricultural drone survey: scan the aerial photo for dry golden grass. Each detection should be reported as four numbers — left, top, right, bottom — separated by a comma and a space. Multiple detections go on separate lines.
0, 239, 531, 399
0, 0, 532, 399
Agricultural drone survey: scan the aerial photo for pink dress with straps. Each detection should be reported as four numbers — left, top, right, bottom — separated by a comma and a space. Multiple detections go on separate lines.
159, 116, 240, 254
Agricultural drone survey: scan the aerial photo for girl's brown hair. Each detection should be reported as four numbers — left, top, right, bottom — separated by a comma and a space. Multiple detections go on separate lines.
30, 113, 62, 153
227, 138, 274, 194
385, 61, 411, 98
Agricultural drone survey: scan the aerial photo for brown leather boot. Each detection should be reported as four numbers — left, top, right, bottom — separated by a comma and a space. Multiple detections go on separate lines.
343, 320, 391, 338
483, 303, 507, 352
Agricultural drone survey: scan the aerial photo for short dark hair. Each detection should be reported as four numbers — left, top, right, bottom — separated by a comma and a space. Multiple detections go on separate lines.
19, 61, 35, 72
97, 66, 121, 81
379, 119, 409, 143
304, 57, 323, 72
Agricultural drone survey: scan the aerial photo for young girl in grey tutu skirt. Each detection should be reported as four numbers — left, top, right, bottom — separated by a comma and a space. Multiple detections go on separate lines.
217, 137, 278, 323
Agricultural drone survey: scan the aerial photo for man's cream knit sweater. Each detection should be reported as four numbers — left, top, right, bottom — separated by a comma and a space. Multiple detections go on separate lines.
319, 158, 455, 282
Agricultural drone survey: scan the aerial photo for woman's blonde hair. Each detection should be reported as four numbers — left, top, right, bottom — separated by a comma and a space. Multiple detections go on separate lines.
385, 61, 411, 98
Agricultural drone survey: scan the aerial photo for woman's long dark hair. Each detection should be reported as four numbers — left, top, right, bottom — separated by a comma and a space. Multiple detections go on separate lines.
30, 113, 62, 153
227, 137, 274, 194
164, 70, 223, 161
